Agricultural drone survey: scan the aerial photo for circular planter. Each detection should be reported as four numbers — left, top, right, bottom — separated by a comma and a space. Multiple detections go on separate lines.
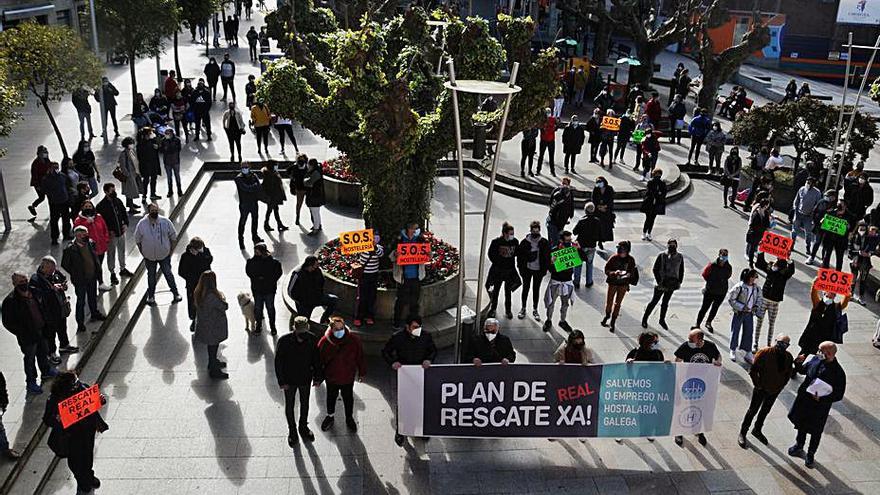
739, 167, 796, 214
323, 173, 364, 209
322, 270, 460, 320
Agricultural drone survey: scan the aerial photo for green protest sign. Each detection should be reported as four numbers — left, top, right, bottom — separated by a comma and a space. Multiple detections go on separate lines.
631, 129, 645, 143
820, 214, 848, 236
552, 246, 582, 272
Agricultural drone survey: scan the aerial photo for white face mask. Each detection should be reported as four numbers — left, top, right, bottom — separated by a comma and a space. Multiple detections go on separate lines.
687, 341, 699, 349
651, 342, 660, 350
485, 332, 497, 342
410, 327, 422, 337
816, 351, 826, 361
823, 297, 834, 305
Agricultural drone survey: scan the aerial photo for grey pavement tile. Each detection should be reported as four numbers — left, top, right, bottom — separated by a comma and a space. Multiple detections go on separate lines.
699, 470, 751, 492
592, 475, 630, 494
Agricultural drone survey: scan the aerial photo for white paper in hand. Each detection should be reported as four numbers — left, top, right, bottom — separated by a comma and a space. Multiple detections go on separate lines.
806, 378, 833, 398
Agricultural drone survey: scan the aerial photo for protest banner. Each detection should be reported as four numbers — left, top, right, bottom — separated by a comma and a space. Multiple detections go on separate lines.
758, 231, 793, 259
58, 384, 103, 429
631, 129, 645, 143
339, 229, 374, 255
600, 116, 621, 132
396, 242, 431, 265
552, 246, 582, 272
397, 363, 720, 439
814, 268, 853, 296
820, 215, 848, 236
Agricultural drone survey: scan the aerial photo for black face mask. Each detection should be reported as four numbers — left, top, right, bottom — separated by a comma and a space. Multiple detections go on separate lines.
82, 209, 95, 217
14, 283, 28, 293
148, 212, 159, 219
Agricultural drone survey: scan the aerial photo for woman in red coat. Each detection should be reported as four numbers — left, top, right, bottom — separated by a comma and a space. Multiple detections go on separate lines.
73, 199, 111, 291
317, 317, 366, 433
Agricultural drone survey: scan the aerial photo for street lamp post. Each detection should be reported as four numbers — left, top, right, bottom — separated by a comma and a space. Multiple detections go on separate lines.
88, 0, 108, 146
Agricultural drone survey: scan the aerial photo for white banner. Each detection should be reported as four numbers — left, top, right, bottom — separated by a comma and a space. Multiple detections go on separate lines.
837, 0, 880, 25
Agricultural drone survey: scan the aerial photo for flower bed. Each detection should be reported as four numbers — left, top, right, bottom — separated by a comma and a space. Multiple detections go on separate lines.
321, 155, 359, 183
316, 231, 460, 288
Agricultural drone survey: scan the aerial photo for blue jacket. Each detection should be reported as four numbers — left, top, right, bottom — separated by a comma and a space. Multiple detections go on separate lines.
688, 114, 712, 139
399, 228, 423, 280
41, 170, 69, 206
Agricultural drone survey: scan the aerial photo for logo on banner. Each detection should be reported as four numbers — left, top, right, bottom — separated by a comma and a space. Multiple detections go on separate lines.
680, 378, 706, 400
678, 406, 702, 428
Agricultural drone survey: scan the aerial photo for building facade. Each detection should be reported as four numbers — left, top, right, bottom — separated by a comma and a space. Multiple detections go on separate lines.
0, 0, 87, 33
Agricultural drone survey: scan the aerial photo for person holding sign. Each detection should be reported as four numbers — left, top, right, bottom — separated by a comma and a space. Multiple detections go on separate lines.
390, 223, 426, 329
486, 223, 521, 320
819, 200, 854, 271
753, 253, 795, 350
598, 110, 618, 169
542, 231, 578, 333
354, 233, 384, 327
516, 221, 551, 320
726, 268, 764, 363
43, 372, 108, 495
641, 239, 684, 331
466, 318, 516, 366
601, 240, 639, 332
383, 317, 437, 446
745, 199, 772, 269
797, 286, 850, 362
787, 341, 846, 468
561, 115, 585, 175
847, 222, 879, 304
613, 111, 634, 165
673, 329, 721, 447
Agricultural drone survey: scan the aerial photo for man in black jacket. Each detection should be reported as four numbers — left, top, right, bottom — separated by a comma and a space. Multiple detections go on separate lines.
572, 202, 602, 288
96, 183, 130, 285
42, 161, 71, 245
61, 226, 106, 333
30, 256, 79, 358
177, 237, 214, 332
547, 177, 574, 245
466, 318, 516, 366
235, 163, 263, 249
275, 316, 323, 446
486, 222, 519, 319
2, 273, 58, 395
0, 371, 21, 458
191, 79, 212, 141
94, 76, 119, 137
289, 256, 338, 324
72, 87, 94, 141
246, 243, 283, 334
383, 317, 437, 446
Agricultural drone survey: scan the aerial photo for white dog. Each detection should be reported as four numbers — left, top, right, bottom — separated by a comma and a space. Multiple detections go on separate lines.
237, 292, 256, 333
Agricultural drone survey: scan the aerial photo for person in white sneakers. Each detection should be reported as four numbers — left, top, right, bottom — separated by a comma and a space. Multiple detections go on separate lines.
134, 203, 182, 306
727, 268, 763, 362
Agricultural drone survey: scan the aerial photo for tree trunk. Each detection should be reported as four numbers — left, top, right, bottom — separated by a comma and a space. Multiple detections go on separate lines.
174, 30, 182, 80
697, 68, 720, 118
38, 95, 68, 158
592, 21, 611, 65
358, 158, 434, 238
630, 44, 659, 88
129, 54, 138, 97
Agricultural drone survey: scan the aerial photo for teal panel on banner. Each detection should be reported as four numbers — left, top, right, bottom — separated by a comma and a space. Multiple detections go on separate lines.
597, 363, 677, 437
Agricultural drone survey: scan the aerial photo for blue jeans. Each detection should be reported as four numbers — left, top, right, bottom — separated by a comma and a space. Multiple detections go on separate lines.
546, 217, 561, 246
791, 213, 815, 251
730, 311, 754, 352
145, 256, 179, 299
20, 340, 51, 387
296, 293, 338, 323
74, 280, 99, 325
254, 292, 276, 330
572, 247, 596, 286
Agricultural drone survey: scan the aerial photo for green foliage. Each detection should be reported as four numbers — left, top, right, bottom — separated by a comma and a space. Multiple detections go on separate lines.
258, 8, 557, 237
0, 63, 23, 158
97, 0, 179, 59
178, 0, 219, 29
265, 1, 337, 53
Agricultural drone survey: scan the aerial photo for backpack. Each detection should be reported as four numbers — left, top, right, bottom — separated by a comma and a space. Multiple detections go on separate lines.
286, 270, 299, 300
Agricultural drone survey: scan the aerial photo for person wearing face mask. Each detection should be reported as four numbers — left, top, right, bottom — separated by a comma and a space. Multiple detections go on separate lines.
42, 160, 72, 245
790, 175, 821, 252
848, 222, 880, 304
687, 108, 712, 166
71, 142, 101, 199
94, 76, 120, 137
600, 240, 639, 332
245, 243, 283, 335
584, 108, 602, 164
390, 223, 426, 329
787, 341, 846, 468
745, 199, 772, 268
30, 256, 79, 359
591, 176, 615, 250
721, 147, 741, 208
275, 316, 323, 446
354, 233, 385, 327
546, 177, 574, 245
726, 268, 763, 362
223, 101, 246, 162
516, 221, 551, 320
486, 222, 521, 320
134, 203, 182, 306
160, 129, 183, 197
554, 329, 593, 365
303, 158, 325, 235
693, 249, 732, 333
753, 253, 795, 350
820, 200, 854, 271
177, 237, 214, 332
626, 331, 664, 363
704, 122, 726, 174
289, 256, 339, 324
641, 239, 684, 331
261, 162, 288, 232
640, 169, 666, 240
543, 230, 578, 333
667, 94, 686, 145
520, 127, 539, 177
598, 109, 618, 169
250, 99, 273, 155
28, 146, 53, 221
191, 79, 213, 141
234, 163, 264, 249
96, 183, 131, 285
467, 318, 516, 365
204, 57, 221, 101
843, 174, 873, 220
72, 87, 95, 141
561, 115, 585, 174
193, 271, 230, 379
148, 88, 170, 119
572, 202, 602, 289
536, 107, 558, 176
797, 287, 850, 364
2, 272, 60, 395
220, 53, 236, 101
116, 137, 142, 215
61, 226, 106, 333
73, 201, 111, 292
317, 317, 366, 433
737, 335, 794, 449
287, 153, 310, 225
673, 329, 722, 446
614, 111, 635, 165
136, 127, 162, 203
806, 189, 838, 265
383, 316, 437, 446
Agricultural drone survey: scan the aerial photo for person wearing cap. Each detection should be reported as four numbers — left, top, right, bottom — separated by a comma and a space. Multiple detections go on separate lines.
572, 202, 602, 289
193, 271, 229, 379
466, 318, 516, 366
806, 189, 839, 265
61, 225, 106, 333
516, 220, 551, 320
726, 268, 764, 362
602, 240, 639, 332
275, 316, 323, 446
2, 272, 59, 395
30, 256, 79, 359
134, 203, 182, 306
177, 237, 214, 332
317, 317, 366, 433
791, 176, 821, 253
383, 316, 437, 446
641, 239, 684, 331
543, 230, 578, 333
245, 242, 283, 335
738, 334, 794, 449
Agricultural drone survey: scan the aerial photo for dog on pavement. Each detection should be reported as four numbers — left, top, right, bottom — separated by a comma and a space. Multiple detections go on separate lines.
237, 292, 256, 333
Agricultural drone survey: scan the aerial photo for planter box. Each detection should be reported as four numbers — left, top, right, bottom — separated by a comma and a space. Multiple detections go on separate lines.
321, 271, 460, 321
738, 168, 796, 215
323, 174, 363, 209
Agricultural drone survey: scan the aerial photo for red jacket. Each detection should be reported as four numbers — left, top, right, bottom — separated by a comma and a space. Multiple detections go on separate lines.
73, 214, 110, 255
541, 117, 557, 142
31, 158, 51, 188
645, 98, 661, 124
164, 77, 180, 99
317, 327, 366, 385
